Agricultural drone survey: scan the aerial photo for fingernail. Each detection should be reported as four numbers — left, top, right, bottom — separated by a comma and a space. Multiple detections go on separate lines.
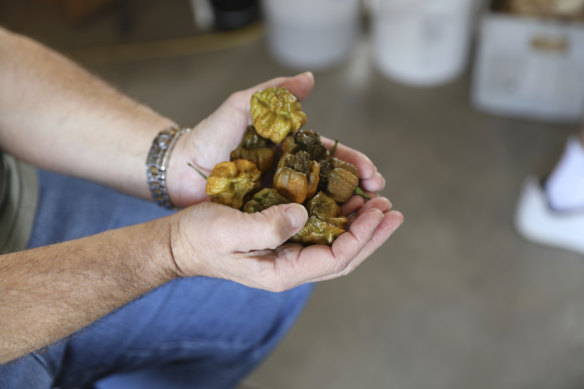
297, 71, 313, 78
285, 205, 307, 229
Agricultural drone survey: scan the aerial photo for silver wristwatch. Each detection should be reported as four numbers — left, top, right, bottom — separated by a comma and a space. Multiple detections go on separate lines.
146, 125, 192, 209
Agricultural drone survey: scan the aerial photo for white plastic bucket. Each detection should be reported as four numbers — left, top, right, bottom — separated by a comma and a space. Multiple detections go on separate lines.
369, 0, 477, 86
261, 0, 360, 70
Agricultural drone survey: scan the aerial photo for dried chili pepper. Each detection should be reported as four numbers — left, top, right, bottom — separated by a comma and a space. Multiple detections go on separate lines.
243, 188, 289, 214
284, 130, 368, 202
205, 159, 261, 209
291, 192, 348, 245
282, 128, 328, 161
230, 126, 277, 173
318, 156, 360, 203
250, 87, 307, 144
327, 141, 371, 201
273, 151, 320, 204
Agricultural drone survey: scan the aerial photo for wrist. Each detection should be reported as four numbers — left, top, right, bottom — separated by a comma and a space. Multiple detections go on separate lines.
165, 129, 211, 208
145, 124, 193, 209
107, 216, 180, 286
167, 209, 204, 278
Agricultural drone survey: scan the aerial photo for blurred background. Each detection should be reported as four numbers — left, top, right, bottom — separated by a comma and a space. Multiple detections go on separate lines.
2, 0, 584, 388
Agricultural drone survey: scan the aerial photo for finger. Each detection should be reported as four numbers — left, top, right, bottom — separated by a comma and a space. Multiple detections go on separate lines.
225, 203, 308, 252
340, 195, 365, 216
273, 207, 386, 286
356, 196, 392, 216
362, 172, 386, 193
230, 209, 403, 292
312, 210, 403, 283
331, 208, 385, 264
346, 195, 393, 224
341, 210, 403, 274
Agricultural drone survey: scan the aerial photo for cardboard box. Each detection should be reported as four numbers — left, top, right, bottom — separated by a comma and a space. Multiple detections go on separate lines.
472, 5, 584, 122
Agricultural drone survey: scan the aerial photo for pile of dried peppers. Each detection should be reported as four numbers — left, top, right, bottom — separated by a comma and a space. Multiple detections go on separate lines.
193, 86, 369, 246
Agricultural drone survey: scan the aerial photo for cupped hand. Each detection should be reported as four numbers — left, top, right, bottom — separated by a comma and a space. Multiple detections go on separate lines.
169, 196, 403, 292
166, 72, 316, 208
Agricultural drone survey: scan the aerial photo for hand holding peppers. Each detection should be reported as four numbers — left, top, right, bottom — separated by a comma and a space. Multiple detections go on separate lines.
167, 74, 401, 293
197, 84, 385, 246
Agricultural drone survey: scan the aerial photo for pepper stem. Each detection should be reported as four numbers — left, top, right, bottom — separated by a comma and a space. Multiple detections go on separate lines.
187, 162, 207, 180
330, 139, 339, 156
355, 187, 371, 200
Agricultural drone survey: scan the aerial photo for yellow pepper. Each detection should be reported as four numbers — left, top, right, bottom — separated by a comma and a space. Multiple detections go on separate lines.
206, 159, 261, 209
250, 87, 307, 144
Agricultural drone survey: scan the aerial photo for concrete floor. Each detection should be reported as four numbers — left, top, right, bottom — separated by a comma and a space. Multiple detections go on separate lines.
4, 1, 584, 388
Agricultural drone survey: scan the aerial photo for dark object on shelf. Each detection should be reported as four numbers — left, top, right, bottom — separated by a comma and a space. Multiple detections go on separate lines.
210, 0, 260, 30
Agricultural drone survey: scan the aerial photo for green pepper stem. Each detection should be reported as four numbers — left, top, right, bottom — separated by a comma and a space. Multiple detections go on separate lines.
355, 187, 371, 200
187, 162, 207, 180
330, 139, 339, 156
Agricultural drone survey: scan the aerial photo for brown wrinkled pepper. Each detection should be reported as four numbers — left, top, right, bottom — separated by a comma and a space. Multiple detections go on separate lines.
319, 156, 360, 203
282, 128, 328, 161
250, 87, 307, 144
243, 188, 289, 214
206, 159, 261, 209
230, 126, 277, 173
291, 192, 348, 245
273, 151, 320, 204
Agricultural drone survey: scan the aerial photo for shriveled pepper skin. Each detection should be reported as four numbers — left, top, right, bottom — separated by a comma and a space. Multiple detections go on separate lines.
273, 151, 320, 204
243, 188, 289, 213
291, 192, 348, 245
291, 216, 346, 245
282, 128, 328, 161
307, 191, 342, 220
250, 87, 307, 144
206, 159, 261, 209
319, 157, 360, 203
230, 126, 277, 173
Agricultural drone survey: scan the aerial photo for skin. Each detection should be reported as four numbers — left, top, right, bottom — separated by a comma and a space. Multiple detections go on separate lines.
0, 27, 403, 363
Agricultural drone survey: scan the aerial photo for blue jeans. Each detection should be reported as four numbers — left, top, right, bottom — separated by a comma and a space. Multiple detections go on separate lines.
0, 170, 312, 389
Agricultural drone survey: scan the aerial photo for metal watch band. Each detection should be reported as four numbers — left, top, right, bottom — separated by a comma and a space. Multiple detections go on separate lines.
146, 125, 192, 209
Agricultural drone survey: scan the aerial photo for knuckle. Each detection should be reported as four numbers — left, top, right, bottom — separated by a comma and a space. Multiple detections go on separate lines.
341, 262, 357, 277
332, 259, 354, 276
257, 208, 289, 246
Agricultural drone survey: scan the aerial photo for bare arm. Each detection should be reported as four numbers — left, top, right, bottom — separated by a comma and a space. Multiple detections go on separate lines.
0, 27, 175, 198
0, 216, 176, 363
0, 28, 402, 364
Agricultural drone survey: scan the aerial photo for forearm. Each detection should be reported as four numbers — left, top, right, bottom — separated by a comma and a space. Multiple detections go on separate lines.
0, 216, 177, 363
0, 27, 175, 199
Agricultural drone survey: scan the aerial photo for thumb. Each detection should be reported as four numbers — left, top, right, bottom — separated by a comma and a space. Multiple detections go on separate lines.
229, 203, 308, 252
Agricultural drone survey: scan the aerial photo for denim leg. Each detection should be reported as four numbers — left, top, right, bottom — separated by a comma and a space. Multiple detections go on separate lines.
0, 345, 65, 389
1, 170, 312, 389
